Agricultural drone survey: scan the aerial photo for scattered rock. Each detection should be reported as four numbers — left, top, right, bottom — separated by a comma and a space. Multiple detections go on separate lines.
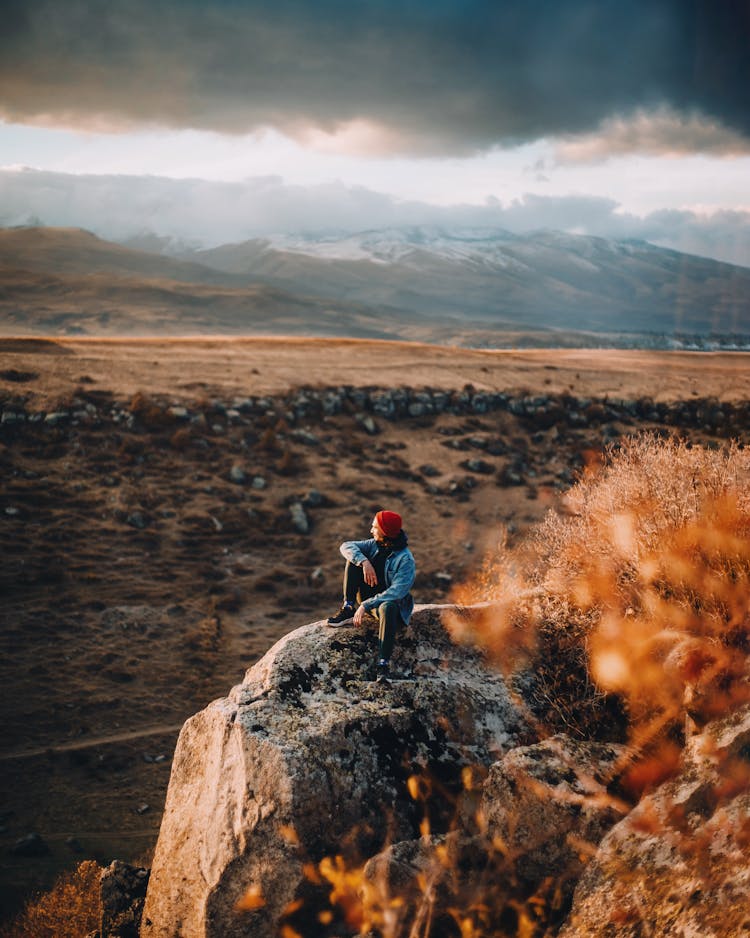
289, 501, 310, 534
251, 476, 267, 490
289, 429, 319, 446
136, 804, 151, 816
497, 465, 525, 486
126, 512, 148, 530
356, 413, 379, 435
44, 411, 70, 425
461, 458, 494, 474
229, 465, 247, 484
301, 488, 326, 508
11, 832, 49, 857
309, 566, 325, 585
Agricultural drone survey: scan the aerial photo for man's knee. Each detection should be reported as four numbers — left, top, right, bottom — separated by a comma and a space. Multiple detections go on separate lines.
378, 601, 401, 624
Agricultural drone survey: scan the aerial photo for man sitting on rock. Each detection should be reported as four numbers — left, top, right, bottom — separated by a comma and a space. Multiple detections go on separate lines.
327, 510, 416, 683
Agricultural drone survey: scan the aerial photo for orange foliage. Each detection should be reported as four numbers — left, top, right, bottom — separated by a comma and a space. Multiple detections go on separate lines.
235, 884, 266, 912
0, 861, 101, 938
450, 435, 750, 755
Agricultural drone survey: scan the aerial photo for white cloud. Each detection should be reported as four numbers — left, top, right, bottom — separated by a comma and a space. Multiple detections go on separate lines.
1, 167, 749, 268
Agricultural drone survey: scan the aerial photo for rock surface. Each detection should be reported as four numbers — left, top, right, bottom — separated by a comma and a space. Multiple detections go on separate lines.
141, 605, 529, 937
353, 736, 628, 936
481, 734, 627, 884
560, 704, 750, 938
100, 860, 150, 938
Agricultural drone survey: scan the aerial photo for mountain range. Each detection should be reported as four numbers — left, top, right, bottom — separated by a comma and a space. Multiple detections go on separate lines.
2, 225, 749, 347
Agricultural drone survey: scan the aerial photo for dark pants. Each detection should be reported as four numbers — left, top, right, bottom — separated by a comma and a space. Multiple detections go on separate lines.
343, 561, 403, 661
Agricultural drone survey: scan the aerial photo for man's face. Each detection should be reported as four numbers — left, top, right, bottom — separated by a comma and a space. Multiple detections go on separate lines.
371, 517, 386, 541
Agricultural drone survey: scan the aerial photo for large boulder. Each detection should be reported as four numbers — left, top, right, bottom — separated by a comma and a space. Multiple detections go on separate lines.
140, 605, 530, 937
355, 736, 628, 938
480, 734, 627, 883
560, 704, 750, 937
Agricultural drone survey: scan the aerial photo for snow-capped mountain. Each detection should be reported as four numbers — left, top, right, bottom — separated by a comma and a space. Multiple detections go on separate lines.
265, 226, 528, 270
2, 225, 748, 344
187, 226, 750, 341
263, 226, 644, 270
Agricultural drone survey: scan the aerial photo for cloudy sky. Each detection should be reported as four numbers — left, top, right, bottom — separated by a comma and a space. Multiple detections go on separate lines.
1, 0, 749, 264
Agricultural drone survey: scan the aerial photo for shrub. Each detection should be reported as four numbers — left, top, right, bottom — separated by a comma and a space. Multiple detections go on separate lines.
450, 435, 750, 759
129, 391, 172, 429
1, 861, 101, 938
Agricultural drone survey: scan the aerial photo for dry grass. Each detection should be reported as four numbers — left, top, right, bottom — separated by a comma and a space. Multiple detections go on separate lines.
0, 861, 101, 938
451, 434, 750, 761
268, 771, 568, 938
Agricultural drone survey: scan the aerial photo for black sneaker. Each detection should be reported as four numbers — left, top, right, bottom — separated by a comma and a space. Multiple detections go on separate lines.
375, 661, 390, 684
327, 602, 355, 626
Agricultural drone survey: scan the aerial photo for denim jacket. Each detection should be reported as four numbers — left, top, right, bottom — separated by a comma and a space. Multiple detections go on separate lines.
339, 538, 416, 624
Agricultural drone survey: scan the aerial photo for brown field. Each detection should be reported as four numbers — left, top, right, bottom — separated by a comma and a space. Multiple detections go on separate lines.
0, 337, 748, 922
2, 337, 749, 406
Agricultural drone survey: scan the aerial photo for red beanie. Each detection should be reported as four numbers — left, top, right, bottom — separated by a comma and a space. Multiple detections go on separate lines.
376, 510, 402, 538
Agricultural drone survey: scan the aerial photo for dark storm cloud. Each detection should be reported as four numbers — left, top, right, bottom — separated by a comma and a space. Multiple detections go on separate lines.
3, 169, 749, 267
0, 0, 748, 153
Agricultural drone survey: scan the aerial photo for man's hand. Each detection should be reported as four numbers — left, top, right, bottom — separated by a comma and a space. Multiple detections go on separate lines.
362, 559, 377, 586
353, 603, 367, 626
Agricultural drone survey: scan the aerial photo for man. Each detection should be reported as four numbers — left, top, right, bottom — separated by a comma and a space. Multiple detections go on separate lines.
327, 510, 416, 683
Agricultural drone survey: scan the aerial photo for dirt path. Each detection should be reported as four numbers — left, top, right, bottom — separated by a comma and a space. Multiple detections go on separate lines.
0, 724, 183, 762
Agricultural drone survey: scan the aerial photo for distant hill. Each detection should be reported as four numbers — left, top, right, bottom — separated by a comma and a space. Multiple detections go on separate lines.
0, 227, 401, 338
1, 225, 749, 345
186, 227, 750, 341
0, 225, 238, 286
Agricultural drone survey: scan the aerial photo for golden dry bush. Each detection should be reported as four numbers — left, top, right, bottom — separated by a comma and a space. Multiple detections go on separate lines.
128, 391, 173, 429
0, 860, 101, 938
450, 435, 750, 748
284, 768, 572, 938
